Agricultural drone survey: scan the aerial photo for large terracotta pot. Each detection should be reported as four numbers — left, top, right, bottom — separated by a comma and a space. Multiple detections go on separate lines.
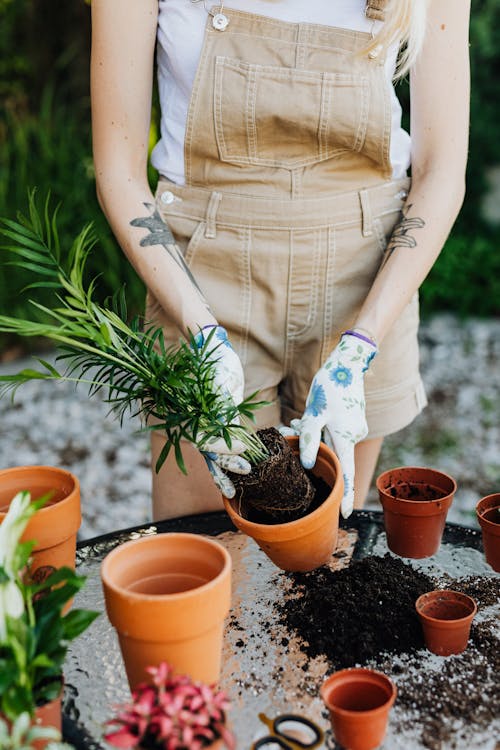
101, 533, 232, 690
0, 466, 81, 573
476, 493, 500, 572
376, 466, 456, 558
223, 437, 343, 572
320, 668, 396, 750
416, 589, 477, 656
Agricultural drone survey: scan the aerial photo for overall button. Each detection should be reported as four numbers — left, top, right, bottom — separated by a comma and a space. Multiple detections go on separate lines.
212, 12, 229, 30
160, 190, 175, 205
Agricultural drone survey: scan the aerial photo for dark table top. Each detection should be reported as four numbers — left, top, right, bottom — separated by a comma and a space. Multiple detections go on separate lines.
63, 510, 498, 750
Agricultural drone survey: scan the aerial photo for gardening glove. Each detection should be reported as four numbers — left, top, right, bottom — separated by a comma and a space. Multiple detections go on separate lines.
192, 325, 251, 498
285, 331, 377, 519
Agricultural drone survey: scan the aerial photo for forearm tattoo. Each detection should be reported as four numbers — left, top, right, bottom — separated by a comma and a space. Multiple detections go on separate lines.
380, 204, 425, 269
130, 203, 212, 313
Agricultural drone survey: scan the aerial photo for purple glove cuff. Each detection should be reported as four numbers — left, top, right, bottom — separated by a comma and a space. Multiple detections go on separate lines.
342, 329, 377, 349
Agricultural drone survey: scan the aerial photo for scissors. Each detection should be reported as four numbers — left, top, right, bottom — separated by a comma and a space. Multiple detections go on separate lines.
251, 712, 324, 750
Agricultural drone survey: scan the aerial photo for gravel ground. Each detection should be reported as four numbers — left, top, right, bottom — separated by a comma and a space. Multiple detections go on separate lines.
1, 313, 499, 540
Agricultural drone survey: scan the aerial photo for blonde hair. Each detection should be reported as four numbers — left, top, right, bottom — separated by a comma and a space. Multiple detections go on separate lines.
366, 0, 429, 78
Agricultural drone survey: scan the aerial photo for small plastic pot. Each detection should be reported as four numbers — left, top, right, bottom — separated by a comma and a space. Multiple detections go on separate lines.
101, 533, 231, 689
376, 466, 456, 558
476, 494, 500, 572
415, 589, 477, 656
320, 668, 396, 750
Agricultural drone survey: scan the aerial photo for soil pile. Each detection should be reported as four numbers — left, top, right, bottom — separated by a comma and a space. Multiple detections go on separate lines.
276, 554, 433, 667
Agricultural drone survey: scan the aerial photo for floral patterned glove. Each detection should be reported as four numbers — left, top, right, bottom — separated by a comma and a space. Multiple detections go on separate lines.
193, 325, 251, 498
290, 332, 377, 519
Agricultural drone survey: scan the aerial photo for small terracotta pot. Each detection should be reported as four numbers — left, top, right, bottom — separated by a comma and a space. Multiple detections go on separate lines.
476, 493, 500, 572
223, 437, 343, 572
101, 533, 232, 690
32, 693, 63, 750
1, 694, 63, 750
0, 466, 81, 573
376, 466, 456, 558
415, 589, 477, 656
320, 668, 396, 750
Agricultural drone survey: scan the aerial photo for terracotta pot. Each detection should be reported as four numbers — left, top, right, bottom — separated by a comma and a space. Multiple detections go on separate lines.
320, 668, 396, 750
476, 493, 500, 572
376, 466, 456, 558
101, 533, 232, 690
415, 589, 477, 656
0, 466, 81, 573
223, 437, 343, 572
1, 694, 63, 750
31, 693, 63, 750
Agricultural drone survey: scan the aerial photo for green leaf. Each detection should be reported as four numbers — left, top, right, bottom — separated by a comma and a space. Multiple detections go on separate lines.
61, 608, 99, 641
155, 440, 172, 473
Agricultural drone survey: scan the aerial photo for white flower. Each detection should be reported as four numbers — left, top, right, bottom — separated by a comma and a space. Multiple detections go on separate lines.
0, 491, 34, 576
0, 579, 24, 642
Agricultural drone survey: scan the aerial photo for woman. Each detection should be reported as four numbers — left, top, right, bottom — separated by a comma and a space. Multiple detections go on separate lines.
90, 0, 470, 521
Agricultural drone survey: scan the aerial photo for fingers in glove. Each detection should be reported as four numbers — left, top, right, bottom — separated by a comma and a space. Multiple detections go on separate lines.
278, 425, 297, 438
298, 418, 323, 470
205, 451, 251, 475
278, 418, 303, 438
203, 453, 236, 498
326, 426, 355, 520
200, 436, 247, 455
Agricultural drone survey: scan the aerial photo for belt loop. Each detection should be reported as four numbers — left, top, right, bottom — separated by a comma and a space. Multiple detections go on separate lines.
205, 191, 222, 239
359, 189, 373, 237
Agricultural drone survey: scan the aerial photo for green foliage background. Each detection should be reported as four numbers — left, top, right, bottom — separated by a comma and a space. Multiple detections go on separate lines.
0, 0, 499, 346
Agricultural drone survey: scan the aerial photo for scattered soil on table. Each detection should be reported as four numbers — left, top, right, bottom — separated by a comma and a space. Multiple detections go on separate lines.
387, 481, 446, 501
274, 557, 499, 749
229, 428, 315, 520
377, 620, 500, 750
276, 555, 433, 667
440, 572, 500, 607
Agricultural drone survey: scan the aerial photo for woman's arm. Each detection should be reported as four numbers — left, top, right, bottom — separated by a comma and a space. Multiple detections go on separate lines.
354, 0, 471, 342
90, 0, 217, 335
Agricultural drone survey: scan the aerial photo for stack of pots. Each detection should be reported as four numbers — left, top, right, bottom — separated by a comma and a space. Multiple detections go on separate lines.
0, 465, 82, 748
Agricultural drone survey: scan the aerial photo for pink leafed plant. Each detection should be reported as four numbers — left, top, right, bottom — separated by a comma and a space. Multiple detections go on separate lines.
104, 663, 236, 750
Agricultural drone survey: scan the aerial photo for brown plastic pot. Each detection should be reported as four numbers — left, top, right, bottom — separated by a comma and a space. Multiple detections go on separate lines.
101, 533, 232, 690
0, 466, 81, 573
223, 437, 343, 572
476, 493, 500, 572
320, 668, 397, 750
376, 466, 456, 558
415, 589, 477, 656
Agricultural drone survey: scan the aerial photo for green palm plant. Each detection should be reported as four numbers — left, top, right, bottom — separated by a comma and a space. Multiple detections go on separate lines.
0, 192, 267, 473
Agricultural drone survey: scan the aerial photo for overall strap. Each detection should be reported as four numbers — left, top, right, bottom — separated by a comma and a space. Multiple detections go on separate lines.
365, 0, 388, 22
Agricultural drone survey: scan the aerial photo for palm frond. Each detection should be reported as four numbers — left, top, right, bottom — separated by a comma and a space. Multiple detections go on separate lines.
0, 195, 269, 472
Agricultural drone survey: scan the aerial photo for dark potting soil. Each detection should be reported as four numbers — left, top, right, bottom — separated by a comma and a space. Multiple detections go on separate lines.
245, 469, 331, 525
229, 428, 316, 520
276, 554, 433, 667
388, 481, 446, 501
275, 557, 499, 748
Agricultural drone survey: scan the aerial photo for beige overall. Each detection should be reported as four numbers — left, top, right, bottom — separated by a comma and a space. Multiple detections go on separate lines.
148, 7, 427, 437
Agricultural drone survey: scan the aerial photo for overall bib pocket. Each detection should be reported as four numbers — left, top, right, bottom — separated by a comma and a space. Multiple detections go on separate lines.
214, 56, 369, 169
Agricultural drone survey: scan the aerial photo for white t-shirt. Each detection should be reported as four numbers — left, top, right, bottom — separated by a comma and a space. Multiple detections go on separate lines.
151, 0, 411, 183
